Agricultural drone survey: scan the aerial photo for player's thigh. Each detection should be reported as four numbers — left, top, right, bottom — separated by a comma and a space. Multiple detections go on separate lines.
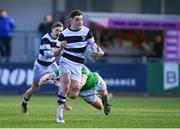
60, 73, 71, 86
81, 93, 98, 105
30, 80, 40, 91
80, 87, 103, 110
81, 94, 103, 109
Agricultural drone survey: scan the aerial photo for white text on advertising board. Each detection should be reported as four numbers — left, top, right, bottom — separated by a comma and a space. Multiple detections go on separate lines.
105, 78, 136, 87
0, 69, 33, 86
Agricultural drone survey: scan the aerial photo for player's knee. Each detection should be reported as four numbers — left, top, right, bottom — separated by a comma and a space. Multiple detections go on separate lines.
61, 79, 71, 92
68, 95, 76, 99
95, 104, 103, 110
63, 81, 70, 88
93, 100, 103, 110
68, 94, 78, 99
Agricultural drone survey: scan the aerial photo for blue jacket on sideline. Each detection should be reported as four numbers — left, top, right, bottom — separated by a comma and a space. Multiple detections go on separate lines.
0, 16, 15, 37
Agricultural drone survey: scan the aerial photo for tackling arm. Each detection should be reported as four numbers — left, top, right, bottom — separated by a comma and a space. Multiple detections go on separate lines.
39, 72, 56, 86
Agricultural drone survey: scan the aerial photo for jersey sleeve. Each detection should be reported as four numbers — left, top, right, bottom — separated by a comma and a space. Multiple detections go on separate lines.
56, 33, 65, 48
41, 38, 51, 49
87, 30, 95, 45
40, 38, 54, 57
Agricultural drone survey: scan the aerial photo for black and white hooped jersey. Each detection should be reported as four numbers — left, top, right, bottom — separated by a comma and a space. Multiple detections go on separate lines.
37, 33, 60, 66
57, 26, 95, 64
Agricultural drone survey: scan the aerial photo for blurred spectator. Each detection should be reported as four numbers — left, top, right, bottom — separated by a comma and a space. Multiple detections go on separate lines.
38, 15, 53, 36
100, 29, 113, 48
141, 41, 153, 56
151, 35, 163, 58
0, 8, 16, 62
140, 32, 153, 57
35, 15, 53, 56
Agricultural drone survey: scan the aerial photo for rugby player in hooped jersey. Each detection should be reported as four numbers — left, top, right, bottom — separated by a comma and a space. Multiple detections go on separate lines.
55, 10, 104, 123
20, 22, 67, 115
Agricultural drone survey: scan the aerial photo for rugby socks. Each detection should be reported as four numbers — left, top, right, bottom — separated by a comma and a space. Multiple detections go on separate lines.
101, 92, 110, 105
57, 93, 66, 105
57, 93, 66, 118
102, 95, 110, 104
22, 96, 29, 104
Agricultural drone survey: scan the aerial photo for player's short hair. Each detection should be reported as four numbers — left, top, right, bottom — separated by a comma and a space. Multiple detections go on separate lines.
70, 10, 82, 18
52, 22, 63, 28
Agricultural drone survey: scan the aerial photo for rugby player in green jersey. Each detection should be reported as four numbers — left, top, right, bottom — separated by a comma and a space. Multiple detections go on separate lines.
39, 66, 111, 115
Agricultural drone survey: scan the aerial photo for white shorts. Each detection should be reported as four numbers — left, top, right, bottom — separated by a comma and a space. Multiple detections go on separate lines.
59, 58, 83, 82
33, 60, 59, 81
80, 73, 107, 104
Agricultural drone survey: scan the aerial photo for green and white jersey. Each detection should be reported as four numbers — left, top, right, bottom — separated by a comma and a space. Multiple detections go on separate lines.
79, 73, 107, 104
80, 66, 99, 92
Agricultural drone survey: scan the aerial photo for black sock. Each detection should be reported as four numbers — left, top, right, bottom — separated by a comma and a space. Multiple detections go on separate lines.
102, 95, 110, 105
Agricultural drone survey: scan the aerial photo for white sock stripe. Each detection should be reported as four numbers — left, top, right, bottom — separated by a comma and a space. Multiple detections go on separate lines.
23, 96, 29, 103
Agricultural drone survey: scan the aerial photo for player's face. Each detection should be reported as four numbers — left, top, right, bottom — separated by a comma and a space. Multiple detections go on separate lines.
71, 15, 83, 30
52, 27, 63, 38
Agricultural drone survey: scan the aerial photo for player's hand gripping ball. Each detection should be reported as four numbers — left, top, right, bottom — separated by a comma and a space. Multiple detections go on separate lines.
85, 43, 98, 59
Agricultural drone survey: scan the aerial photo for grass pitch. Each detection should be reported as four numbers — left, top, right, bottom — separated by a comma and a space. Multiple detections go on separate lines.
0, 95, 180, 128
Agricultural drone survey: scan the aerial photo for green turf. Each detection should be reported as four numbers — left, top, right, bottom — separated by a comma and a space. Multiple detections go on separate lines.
0, 95, 180, 128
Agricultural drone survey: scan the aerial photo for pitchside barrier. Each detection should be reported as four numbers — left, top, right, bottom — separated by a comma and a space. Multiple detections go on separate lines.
148, 63, 180, 95
0, 62, 179, 95
86, 63, 147, 93
0, 63, 147, 94
0, 63, 58, 94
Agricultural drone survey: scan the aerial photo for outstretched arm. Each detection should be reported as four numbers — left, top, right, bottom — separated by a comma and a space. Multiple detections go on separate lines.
39, 72, 56, 86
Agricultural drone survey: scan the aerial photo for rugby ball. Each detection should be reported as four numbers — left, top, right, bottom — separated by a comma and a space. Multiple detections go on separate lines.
84, 43, 98, 59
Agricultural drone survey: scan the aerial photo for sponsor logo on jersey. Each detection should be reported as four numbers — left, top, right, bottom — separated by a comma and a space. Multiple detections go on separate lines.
82, 36, 86, 41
